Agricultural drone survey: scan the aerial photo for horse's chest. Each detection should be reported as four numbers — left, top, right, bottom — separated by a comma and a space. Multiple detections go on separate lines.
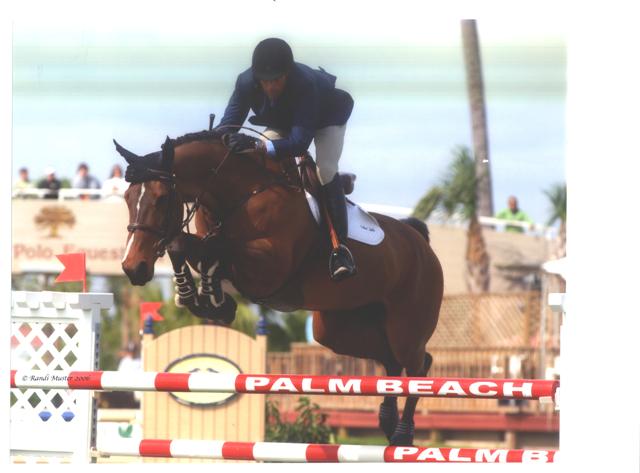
227, 239, 291, 295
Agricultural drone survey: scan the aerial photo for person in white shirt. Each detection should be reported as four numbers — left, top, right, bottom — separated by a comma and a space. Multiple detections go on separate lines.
101, 164, 129, 200
117, 341, 142, 402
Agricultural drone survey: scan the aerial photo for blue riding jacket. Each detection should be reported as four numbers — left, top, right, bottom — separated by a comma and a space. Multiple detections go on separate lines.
219, 62, 354, 159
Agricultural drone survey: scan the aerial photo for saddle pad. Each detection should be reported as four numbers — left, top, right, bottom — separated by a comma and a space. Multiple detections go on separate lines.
305, 191, 385, 246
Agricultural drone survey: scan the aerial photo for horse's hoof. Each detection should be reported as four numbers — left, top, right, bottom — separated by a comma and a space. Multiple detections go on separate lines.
378, 403, 399, 441
191, 293, 237, 324
213, 295, 237, 325
389, 420, 415, 446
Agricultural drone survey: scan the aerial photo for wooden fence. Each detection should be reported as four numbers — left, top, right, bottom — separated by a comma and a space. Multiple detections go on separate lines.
265, 292, 560, 417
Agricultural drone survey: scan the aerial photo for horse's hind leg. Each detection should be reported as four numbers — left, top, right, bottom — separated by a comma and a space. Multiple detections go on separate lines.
379, 359, 402, 441
313, 305, 403, 441
389, 352, 433, 446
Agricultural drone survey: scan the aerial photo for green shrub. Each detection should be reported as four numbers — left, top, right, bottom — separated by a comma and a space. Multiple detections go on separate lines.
266, 397, 332, 444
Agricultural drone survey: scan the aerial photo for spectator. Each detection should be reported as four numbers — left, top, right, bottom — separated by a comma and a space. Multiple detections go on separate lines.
101, 164, 129, 200
72, 162, 101, 199
495, 196, 534, 233
37, 167, 62, 199
117, 341, 141, 372
13, 167, 33, 190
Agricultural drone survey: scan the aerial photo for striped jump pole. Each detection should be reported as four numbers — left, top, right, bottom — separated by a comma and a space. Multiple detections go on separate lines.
10, 370, 559, 401
97, 439, 558, 463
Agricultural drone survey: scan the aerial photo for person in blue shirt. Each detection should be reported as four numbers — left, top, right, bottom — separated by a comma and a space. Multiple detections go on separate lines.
219, 38, 356, 281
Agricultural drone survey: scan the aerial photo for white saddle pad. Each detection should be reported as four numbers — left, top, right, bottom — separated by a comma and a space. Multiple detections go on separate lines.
305, 191, 385, 246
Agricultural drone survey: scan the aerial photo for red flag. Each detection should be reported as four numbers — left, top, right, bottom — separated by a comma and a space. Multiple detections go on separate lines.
140, 302, 164, 327
54, 253, 87, 292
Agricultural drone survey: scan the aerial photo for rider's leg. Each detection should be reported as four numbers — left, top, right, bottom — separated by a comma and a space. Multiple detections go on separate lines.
262, 128, 285, 141
314, 124, 356, 281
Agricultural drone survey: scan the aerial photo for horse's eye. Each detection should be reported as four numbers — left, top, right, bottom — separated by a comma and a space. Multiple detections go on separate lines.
157, 195, 168, 207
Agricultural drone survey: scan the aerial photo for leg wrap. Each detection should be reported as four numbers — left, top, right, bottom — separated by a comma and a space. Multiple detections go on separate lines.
378, 402, 399, 441
390, 420, 415, 447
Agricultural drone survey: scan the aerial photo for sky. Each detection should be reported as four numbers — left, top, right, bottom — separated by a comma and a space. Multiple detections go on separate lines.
9, 5, 567, 225
9, 1, 566, 46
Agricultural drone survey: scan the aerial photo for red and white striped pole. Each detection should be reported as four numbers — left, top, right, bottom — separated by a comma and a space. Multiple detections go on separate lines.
11, 370, 558, 401
97, 439, 558, 463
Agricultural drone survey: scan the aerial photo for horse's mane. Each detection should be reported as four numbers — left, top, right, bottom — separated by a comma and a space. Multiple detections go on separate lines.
172, 129, 226, 147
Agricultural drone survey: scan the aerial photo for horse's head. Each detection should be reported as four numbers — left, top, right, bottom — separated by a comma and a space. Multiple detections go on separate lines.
115, 138, 183, 285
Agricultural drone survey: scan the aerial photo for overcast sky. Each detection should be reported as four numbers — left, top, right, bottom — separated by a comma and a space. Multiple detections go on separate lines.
10, 0, 566, 47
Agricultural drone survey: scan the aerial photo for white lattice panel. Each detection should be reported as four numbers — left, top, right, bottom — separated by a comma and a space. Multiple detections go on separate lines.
10, 291, 113, 463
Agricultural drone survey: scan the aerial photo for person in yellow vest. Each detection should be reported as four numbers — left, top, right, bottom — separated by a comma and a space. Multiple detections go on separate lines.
495, 196, 534, 233
13, 167, 33, 192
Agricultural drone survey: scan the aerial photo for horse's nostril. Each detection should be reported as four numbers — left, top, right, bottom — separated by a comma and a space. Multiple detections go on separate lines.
124, 261, 150, 285
134, 261, 148, 281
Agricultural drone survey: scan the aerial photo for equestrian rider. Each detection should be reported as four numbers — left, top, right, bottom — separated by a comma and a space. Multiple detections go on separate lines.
219, 37, 357, 281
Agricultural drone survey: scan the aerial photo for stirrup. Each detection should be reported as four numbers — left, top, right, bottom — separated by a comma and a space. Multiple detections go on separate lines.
329, 244, 357, 281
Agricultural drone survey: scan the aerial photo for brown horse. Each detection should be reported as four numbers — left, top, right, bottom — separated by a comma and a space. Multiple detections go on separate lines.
116, 130, 443, 446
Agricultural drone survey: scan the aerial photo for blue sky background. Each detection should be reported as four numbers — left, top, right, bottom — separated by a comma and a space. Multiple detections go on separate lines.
11, 11, 565, 224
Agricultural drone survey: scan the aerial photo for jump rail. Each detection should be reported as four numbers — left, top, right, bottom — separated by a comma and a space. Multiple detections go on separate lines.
96, 439, 557, 463
11, 370, 559, 401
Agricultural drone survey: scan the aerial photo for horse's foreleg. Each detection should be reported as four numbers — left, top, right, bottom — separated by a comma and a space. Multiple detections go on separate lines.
195, 237, 237, 325
168, 232, 236, 324
167, 234, 200, 308
389, 352, 433, 446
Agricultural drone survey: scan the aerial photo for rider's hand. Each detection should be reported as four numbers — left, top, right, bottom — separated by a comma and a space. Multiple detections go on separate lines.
226, 133, 260, 153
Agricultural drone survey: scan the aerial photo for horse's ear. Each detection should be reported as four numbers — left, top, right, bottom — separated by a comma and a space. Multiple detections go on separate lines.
160, 136, 174, 171
113, 139, 140, 165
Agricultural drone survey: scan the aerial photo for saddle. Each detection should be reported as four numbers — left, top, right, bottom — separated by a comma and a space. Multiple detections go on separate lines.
293, 153, 384, 246
296, 153, 356, 199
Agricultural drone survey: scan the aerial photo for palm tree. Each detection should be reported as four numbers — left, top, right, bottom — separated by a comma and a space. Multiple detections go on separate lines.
544, 183, 567, 259
413, 146, 491, 293
461, 19, 494, 218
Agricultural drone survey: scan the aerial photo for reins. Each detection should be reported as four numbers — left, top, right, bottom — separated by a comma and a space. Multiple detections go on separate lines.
189, 124, 304, 235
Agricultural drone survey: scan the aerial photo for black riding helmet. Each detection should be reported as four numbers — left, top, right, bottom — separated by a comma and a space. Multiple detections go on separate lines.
252, 38, 294, 81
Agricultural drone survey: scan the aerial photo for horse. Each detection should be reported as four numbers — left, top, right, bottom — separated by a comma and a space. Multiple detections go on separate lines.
115, 129, 444, 446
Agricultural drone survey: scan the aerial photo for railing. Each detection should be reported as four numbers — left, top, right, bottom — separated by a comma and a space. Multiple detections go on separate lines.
11, 189, 556, 239
12, 188, 124, 200
12, 188, 55, 199
360, 204, 556, 239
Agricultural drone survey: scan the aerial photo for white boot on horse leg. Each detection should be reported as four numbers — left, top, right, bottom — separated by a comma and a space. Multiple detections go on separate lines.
196, 260, 237, 325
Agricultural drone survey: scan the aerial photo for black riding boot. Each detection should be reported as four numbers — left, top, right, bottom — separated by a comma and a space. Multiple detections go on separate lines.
322, 174, 357, 281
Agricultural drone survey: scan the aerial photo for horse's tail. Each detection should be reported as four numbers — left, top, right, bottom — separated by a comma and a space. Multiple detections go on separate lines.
400, 217, 430, 244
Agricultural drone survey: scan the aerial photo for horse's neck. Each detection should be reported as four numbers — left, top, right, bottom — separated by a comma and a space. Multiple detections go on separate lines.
175, 143, 309, 235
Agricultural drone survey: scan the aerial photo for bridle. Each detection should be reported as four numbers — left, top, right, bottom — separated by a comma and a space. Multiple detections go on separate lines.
126, 169, 199, 257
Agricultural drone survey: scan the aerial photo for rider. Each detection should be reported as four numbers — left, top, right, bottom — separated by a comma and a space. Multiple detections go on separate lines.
218, 37, 357, 281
